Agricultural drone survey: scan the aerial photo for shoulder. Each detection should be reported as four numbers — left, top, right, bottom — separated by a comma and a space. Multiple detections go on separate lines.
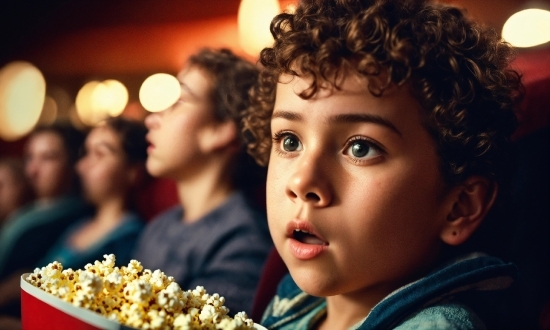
216, 192, 267, 224
106, 213, 145, 240
394, 303, 485, 330
142, 205, 182, 230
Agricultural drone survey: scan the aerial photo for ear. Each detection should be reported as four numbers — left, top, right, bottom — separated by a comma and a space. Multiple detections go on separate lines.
197, 120, 238, 153
440, 176, 498, 246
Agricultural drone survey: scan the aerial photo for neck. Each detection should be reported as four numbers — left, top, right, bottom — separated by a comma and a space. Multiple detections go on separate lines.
319, 258, 440, 330
92, 196, 127, 227
175, 158, 235, 223
318, 289, 387, 330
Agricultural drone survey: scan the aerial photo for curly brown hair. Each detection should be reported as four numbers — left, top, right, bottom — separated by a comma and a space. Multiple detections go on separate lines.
187, 48, 266, 194
243, 0, 523, 189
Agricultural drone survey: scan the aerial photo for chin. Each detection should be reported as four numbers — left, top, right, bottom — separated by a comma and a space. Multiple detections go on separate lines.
288, 265, 339, 297
145, 161, 163, 178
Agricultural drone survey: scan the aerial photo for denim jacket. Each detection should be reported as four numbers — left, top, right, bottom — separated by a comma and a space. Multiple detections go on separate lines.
261, 254, 517, 330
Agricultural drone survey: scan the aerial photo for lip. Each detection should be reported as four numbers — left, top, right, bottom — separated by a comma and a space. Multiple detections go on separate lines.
146, 135, 155, 153
285, 219, 328, 260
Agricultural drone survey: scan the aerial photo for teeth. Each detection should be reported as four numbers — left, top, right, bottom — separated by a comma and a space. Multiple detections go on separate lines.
295, 229, 310, 234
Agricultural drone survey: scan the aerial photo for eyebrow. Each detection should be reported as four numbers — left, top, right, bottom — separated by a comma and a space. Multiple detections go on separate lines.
331, 113, 402, 137
93, 141, 117, 153
272, 110, 303, 121
272, 110, 402, 137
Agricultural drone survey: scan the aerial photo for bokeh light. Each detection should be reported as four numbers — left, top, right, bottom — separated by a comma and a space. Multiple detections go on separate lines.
502, 8, 550, 48
139, 73, 180, 112
238, 0, 281, 57
0, 61, 46, 141
38, 95, 58, 126
76, 79, 128, 126
92, 79, 128, 117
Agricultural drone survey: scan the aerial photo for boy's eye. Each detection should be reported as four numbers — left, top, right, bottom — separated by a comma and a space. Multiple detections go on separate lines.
350, 142, 369, 158
344, 138, 383, 160
283, 135, 302, 152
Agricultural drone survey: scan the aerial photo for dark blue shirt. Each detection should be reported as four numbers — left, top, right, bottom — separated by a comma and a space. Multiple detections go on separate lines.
133, 191, 273, 315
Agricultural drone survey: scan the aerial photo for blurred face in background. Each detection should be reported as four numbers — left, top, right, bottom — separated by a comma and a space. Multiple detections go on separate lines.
144, 65, 217, 180
25, 131, 72, 201
0, 163, 29, 222
76, 125, 132, 206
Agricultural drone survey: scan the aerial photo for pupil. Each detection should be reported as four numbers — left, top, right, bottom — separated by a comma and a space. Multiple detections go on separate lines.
352, 142, 368, 157
283, 136, 298, 151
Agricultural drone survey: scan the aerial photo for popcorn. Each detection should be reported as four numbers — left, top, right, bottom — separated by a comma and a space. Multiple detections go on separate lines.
26, 254, 255, 330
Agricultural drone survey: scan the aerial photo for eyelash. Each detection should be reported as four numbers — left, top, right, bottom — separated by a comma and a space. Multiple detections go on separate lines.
272, 131, 297, 157
272, 131, 386, 162
343, 136, 385, 164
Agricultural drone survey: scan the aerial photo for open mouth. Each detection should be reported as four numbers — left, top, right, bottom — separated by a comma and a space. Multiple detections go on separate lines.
293, 229, 328, 245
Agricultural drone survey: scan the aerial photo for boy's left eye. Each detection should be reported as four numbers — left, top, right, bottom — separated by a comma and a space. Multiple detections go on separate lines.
344, 138, 383, 160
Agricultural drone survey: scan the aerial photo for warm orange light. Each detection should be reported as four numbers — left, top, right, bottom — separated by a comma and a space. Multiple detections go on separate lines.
93, 80, 128, 117
139, 73, 180, 112
38, 95, 58, 125
75, 80, 128, 126
284, 2, 297, 14
503, 8, 550, 48
238, 0, 281, 57
0, 61, 46, 141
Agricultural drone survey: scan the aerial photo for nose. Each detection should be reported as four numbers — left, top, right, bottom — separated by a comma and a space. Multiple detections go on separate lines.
285, 152, 333, 207
144, 112, 160, 129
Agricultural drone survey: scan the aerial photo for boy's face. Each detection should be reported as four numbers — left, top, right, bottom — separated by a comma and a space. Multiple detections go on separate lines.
144, 65, 216, 180
267, 73, 451, 299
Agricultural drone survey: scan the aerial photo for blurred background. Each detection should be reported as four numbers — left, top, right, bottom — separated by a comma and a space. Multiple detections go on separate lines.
0, 0, 549, 146
0, 1, 549, 327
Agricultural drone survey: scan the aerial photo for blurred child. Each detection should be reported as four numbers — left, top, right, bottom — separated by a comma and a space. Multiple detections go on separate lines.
244, 0, 522, 329
37, 117, 147, 270
132, 48, 272, 315
0, 122, 91, 319
0, 158, 33, 227
0, 122, 91, 281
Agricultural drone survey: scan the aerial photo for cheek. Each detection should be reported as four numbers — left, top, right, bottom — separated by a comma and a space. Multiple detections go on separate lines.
93, 163, 125, 185
266, 159, 288, 225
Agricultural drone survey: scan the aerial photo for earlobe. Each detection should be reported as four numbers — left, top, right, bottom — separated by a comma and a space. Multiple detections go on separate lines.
440, 177, 498, 246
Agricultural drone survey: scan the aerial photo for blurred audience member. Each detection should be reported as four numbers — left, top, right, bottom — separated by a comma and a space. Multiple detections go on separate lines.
133, 48, 272, 315
0, 158, 33, 228
37, 117, 147, 270
0, 122, 92, 281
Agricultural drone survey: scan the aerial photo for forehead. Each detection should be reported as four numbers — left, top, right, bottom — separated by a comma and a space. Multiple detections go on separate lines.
27, 131, 65, 152
177, 65, 213, 98
274, 73, 422, 119
87, 126, 121, 147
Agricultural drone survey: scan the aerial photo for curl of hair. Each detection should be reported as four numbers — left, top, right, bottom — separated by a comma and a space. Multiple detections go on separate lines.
244, 0, 522, 189
102, 117, 148, 164
31, 121, 86, 167
188, 48, 266, 193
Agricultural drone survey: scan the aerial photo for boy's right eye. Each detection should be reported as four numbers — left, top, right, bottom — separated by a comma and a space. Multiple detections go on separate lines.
273, 131, 303, 154
283, 135, 301, 152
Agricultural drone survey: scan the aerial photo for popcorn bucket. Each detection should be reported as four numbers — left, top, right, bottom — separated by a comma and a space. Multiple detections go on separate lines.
21, 273, 134, 330
21, 273, 267, 330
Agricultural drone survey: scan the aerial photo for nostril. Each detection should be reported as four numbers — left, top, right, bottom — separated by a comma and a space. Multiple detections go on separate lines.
305, 192, 320, 202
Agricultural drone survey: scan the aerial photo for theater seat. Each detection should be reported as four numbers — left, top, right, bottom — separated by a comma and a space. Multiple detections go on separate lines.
132, 177, 179, 222
251, 247, 288, 322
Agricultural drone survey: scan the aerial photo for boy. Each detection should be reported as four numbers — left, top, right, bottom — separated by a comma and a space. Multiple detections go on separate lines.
243, 0, 522, 329
133, 48, 272, 315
